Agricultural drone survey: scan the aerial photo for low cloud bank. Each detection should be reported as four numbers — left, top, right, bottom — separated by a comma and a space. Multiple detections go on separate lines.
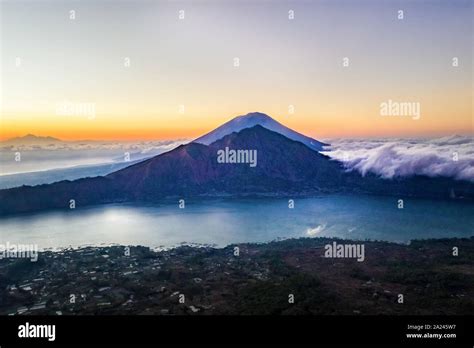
0, 139, 187, 152
321, 135, 474, 182
0, 140, 187, 175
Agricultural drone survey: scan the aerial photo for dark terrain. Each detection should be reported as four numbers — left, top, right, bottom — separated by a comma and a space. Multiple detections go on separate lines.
1, 237, 472, 315
1, 126, 473, 215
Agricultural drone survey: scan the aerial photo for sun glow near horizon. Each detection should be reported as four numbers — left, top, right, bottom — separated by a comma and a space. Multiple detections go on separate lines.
1, 0, 472, 142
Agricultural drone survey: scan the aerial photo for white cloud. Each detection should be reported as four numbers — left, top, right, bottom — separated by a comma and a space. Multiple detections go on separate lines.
0, 139, 187, 152
321, 135, 474, 182
0, 140, 187, 175
306, 224, 326, 236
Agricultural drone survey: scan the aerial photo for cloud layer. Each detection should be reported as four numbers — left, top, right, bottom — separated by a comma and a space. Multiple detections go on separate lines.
0, 140, 187, 175
321, 135, 474, 182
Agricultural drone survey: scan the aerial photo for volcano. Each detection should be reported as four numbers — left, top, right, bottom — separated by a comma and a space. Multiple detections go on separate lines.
0, 114, 472, 215
194, 112, 327, 151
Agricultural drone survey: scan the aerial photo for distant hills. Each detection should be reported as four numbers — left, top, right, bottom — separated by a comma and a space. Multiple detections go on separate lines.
1, 134, 62, 146
0, 113, 472, 215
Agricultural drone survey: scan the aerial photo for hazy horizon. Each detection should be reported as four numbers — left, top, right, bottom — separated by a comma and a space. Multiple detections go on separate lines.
2, 111, 473, 143
1, 0, 472, 141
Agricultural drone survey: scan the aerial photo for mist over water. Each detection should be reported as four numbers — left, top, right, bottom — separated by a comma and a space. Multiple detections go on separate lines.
1, 195, 472, 250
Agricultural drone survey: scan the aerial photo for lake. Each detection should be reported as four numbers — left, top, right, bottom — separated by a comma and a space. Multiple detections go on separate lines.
1, 195, 473, 250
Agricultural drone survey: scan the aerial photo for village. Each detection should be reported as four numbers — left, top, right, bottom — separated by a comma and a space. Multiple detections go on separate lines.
0, 237, 472, 316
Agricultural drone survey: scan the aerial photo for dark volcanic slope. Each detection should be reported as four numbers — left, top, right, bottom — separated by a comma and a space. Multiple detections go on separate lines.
106, 125, 346, 199
0, 126, 472, 215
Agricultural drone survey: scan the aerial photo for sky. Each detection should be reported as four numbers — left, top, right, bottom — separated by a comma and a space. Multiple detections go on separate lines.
0, 0, 472, 141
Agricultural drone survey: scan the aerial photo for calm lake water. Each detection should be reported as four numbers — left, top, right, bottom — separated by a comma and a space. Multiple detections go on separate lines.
1, 195, 473, 250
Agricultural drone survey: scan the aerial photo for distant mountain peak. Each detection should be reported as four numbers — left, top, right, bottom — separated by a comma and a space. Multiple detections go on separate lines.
2, 134, 62, 145
194, 112, 327, 151
11, 134, 60, 140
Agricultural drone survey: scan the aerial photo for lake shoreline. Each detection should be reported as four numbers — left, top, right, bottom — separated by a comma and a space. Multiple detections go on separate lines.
2, 195, 473, 249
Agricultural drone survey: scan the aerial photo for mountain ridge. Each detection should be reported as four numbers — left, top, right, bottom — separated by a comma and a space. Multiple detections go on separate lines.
0, 125, 473, 215
1, 134, 62, 145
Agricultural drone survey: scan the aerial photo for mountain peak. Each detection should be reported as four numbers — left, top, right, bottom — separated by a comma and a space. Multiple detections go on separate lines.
2, 134, 62, 144
194, 112, 327, 151
21, 134, 59, 140
235, 112, 272, 120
